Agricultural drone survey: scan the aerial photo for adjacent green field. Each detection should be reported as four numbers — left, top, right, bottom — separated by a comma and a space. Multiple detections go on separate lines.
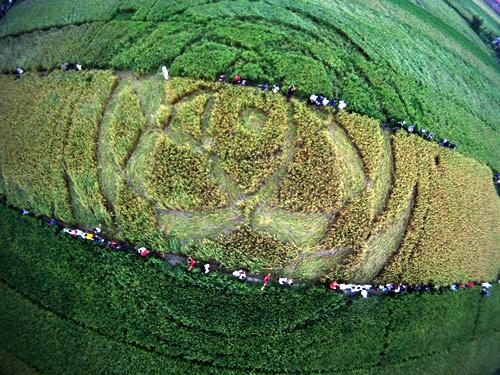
0, 205, 499, 374
1, 72, 498, 284
0, 0, 498, 167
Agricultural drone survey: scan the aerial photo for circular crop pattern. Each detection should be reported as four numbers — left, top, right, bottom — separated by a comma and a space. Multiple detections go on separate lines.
0, 73, 498, 284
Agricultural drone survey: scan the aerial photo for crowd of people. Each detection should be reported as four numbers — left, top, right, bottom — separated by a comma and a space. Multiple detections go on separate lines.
215, 73, 348, 110
327, 280, 496, 299
382, 119, 457, 150
14, 207, 499, 299
216, 73, 302, 103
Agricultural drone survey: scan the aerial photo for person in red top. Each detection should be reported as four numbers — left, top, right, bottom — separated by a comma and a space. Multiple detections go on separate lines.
329, 281, 340, 290
261, 273, 271, 291
468, 281, 475, 288
138, 247, 150, 257
188, 257, 196, 271
458, 282, 466, 289
232, 75, 241, 84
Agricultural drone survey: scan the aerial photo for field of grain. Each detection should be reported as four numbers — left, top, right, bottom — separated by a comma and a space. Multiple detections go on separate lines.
1, 73, 498, 284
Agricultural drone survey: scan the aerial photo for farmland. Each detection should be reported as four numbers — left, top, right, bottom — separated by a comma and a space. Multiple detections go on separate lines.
0, 0, 498, 167
0, 1, 499, 373
0, 72, 498, 284
0, 204, 499, 374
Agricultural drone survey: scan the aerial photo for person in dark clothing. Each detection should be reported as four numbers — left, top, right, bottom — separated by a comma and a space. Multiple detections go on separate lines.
286, 85, 297, 100
93, 235, 105, 245
494, 173, 500, 187
481, 289, 491, 297
14, 67, 23, 79
438, 139, 450, 147
218, 74, 226, 83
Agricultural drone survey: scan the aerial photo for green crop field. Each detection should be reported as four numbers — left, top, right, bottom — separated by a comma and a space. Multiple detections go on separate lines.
0, 1, 499, 373
0, 0, 498, 167
0, 73, 498, 284
0, 205, 499, 374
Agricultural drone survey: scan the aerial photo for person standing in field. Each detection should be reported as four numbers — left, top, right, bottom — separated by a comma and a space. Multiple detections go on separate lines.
261, 273, 271, 291
162, 66, 169, 81
329, 280, 340, 290
286, 85, 297, 100
138, 247, 150, 257
188, 257, 196, 271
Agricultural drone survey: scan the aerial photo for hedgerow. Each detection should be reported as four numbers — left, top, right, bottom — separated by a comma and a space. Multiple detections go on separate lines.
0, 204, 498, 373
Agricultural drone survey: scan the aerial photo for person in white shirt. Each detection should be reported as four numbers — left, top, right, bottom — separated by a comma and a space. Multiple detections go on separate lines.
361, 289, 368, 299
232, 270, 241, 278
338, 100, 347, 110
278, 277, 288, 285
203, 264, 210, 274
161, 66, 169, 81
